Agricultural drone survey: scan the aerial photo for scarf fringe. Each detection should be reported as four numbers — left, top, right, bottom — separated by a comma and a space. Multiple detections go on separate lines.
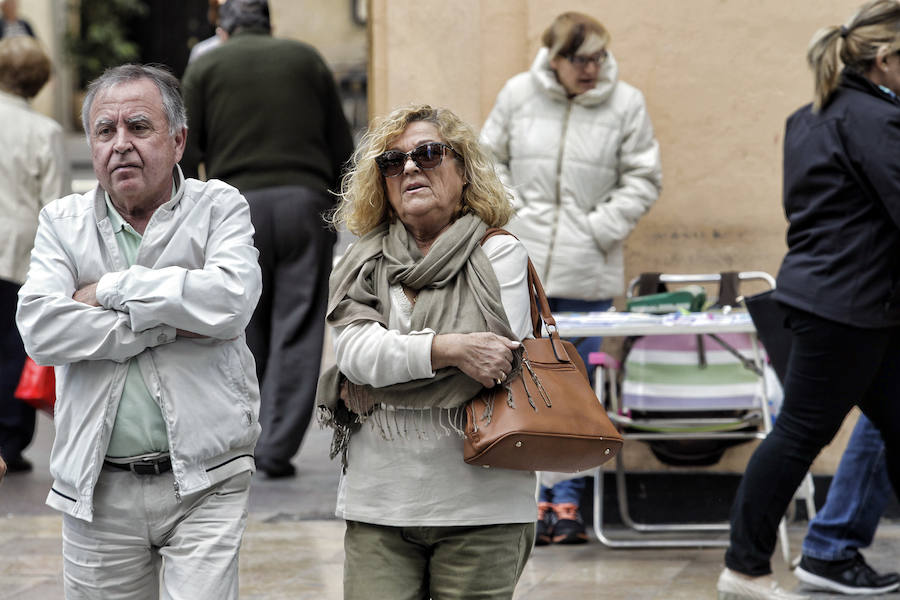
317, 405, 359, 472
366, 406, 468, 443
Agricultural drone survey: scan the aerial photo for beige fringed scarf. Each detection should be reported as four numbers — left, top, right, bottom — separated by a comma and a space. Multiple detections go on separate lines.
316, 213, 520, 466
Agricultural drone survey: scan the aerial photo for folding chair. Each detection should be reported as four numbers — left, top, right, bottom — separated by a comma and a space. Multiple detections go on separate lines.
588, 272, 815, 561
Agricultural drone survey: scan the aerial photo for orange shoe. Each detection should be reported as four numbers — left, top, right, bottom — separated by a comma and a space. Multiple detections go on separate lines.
536, 501, 556, 546
551, 502, 588, 544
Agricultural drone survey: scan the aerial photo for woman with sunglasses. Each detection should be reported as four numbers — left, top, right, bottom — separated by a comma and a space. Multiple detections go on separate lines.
718, 1, 900, 598
480, 10, 661, 546
317, 103, 535, 599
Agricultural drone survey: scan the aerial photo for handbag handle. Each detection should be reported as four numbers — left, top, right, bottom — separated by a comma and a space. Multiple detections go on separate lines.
480, 228, 565, 352
525, 256, 558, 339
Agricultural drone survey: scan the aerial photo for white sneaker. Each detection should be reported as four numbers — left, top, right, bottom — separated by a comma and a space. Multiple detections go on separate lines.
717, 568, 810, 600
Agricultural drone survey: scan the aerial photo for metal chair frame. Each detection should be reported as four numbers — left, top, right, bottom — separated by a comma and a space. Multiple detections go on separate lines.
588, 272, 815, 561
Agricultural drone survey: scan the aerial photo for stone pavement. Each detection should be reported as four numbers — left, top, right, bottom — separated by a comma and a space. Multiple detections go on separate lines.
3, 413, 900, 599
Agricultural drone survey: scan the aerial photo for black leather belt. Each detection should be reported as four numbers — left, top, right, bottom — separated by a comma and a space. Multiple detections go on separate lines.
104, 456, 172, 475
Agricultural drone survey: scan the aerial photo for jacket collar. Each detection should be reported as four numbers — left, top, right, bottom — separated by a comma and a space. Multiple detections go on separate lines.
229, 27, 270, 38
0, 88, 29, 109
840, 68, 900, 107
529, 46, 619, 106
93, 164, 187, 224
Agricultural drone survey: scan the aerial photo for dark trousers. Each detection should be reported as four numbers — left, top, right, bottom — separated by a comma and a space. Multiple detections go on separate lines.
243, 185, 335, 470
725, 306, 900, 576
0, 278, 34, 459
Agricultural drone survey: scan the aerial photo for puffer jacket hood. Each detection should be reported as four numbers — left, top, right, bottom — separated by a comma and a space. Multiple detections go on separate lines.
529, 46, 619, 106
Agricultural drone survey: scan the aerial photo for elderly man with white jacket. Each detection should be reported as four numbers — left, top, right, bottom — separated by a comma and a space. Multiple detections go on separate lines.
16, 64, 262, 600
480, 11, 661, 547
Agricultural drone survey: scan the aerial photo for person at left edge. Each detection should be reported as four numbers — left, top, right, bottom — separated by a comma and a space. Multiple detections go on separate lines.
16, 64, 262, 600
0, 35, 66, 474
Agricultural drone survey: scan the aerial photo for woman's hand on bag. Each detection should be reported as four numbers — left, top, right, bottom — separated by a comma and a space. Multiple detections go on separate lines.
431, 332, 520, 388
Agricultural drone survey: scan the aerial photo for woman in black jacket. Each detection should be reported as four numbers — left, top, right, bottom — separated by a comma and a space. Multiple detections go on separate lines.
718, 2, 900, 599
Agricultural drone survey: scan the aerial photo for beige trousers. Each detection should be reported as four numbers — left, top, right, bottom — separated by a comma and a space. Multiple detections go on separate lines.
62, 467, 251, 600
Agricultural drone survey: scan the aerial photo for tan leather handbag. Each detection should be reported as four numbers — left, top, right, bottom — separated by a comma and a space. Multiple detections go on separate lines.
463, 231, 623, 472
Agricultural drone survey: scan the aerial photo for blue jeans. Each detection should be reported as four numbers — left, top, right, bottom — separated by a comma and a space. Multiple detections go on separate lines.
539, 476, 590, 505
540, 298, 612, 507
802, 414, 892, 561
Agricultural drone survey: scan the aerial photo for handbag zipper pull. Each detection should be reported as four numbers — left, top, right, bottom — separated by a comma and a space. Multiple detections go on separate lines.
523, 358, 551, 408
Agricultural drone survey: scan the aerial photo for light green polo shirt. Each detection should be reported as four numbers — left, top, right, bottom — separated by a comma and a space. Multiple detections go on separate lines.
104, 193, 169, 458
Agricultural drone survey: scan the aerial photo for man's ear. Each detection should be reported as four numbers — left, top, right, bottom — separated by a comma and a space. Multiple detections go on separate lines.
173, 126, 187, 162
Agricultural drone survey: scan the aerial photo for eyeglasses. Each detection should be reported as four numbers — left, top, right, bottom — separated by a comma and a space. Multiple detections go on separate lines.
565, 50, 608, 68
375, 142, 460, 178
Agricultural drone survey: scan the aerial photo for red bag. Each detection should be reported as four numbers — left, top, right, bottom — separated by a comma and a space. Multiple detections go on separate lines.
14, 357, 56, 415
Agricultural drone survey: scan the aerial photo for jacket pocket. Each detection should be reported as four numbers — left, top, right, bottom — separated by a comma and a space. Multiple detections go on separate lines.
151, 341, 259, 461
223, 343, 255, 426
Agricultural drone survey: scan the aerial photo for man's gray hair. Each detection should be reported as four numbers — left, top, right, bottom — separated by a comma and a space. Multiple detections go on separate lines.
219, 0, 271, 35
81, 63, 187, 143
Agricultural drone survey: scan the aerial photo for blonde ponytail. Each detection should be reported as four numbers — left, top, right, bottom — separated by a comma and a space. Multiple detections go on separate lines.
808, 26, 845, 111
806, 0, 900, 112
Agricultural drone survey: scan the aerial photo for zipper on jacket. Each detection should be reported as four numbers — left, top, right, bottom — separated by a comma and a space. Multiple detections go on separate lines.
543, 101, 573, 285
89, 362, 129, 509
144, 349, 182, 501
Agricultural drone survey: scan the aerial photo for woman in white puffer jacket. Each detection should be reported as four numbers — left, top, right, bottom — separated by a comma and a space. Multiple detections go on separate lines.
480, 10, 662, 547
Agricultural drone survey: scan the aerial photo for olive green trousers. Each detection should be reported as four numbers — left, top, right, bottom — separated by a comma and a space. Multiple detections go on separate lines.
343, 520, 535, 600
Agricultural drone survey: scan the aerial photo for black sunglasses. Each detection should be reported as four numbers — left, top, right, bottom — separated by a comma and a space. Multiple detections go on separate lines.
375, 142, 460, 178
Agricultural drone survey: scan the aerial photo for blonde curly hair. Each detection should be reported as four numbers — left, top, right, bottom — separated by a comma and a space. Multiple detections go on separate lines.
330, 103, 514, 236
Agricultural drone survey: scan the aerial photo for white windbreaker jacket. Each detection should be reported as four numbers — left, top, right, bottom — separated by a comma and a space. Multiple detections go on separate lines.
480, 48, 662, 299
16, 167, 262, 521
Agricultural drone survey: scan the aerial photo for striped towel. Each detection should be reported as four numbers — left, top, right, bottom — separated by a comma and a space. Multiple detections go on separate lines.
622, 333, 764, 412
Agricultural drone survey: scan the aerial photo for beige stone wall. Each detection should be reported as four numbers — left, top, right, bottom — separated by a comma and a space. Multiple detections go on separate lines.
370, 0, 866, 473
270, 0, 366, 74
371, 0, 863, 283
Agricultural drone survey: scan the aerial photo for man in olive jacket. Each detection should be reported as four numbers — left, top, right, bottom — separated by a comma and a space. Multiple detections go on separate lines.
181, 0, 354, 478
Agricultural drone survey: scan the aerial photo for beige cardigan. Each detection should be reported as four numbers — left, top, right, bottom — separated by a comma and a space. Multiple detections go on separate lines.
0, 89, 67, 284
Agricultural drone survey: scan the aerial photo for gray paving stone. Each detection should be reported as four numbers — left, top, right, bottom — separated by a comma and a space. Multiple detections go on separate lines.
5, 404, 900, 598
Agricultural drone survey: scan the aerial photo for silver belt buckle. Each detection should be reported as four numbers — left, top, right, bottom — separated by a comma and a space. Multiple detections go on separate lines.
126, 456, 169, 475
131, 460, 161, 474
